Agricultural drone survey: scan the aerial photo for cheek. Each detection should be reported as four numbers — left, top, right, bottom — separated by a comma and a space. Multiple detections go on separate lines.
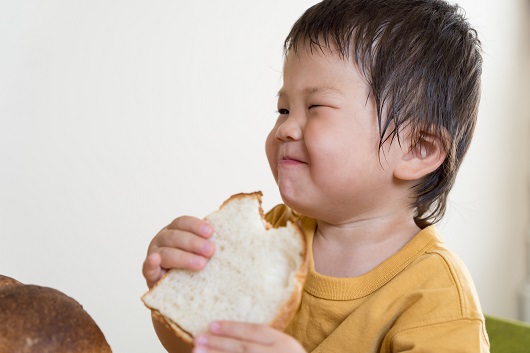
265, 128, 278, 179
305, 124, 352, 164
306, 125, 375, 180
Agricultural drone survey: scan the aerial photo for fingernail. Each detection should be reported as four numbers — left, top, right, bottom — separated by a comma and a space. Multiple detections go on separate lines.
193, 347, 207, 353
147, 253, 160, 265
191, 256, 206, 269
199, 224, 212, 236
201, 241, 212, 253
210, 321, 221, 333
195, 334, 208, 345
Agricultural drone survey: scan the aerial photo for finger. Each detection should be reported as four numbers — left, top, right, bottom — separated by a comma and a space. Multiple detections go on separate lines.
158, 246, 209, 271
194, 333, 263, 353
156, 228, 215, 258
208, 321, 275, 345
168, 216, 214, 238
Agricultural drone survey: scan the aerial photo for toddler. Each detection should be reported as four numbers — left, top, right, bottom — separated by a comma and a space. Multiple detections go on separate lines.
143, 0, 488, 352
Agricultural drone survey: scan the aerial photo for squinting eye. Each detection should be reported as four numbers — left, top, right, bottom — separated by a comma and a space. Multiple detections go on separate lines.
309, 105, 321, 109
277, 108, 289, 115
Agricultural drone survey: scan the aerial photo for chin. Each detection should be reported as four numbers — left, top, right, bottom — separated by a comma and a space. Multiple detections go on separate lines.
278, 187, 298, 210
279, 190, 311, 218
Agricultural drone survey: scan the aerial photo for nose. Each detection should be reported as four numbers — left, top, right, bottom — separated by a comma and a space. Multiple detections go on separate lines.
275, 114, 303, 141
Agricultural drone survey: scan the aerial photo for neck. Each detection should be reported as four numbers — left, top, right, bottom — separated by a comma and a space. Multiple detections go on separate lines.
313, 210, 420, 277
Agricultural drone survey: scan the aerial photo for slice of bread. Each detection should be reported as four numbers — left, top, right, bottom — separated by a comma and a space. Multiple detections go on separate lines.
142, 192, 307, 345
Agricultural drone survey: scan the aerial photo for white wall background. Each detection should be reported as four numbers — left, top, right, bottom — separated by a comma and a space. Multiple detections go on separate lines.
0, 1, 528, 352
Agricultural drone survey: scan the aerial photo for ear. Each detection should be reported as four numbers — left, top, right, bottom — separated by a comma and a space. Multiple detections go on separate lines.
393, 131, 447, 181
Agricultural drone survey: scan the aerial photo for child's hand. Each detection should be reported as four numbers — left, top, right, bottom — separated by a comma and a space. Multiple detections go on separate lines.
192, 321, 307, 353
142, 216, 215, 288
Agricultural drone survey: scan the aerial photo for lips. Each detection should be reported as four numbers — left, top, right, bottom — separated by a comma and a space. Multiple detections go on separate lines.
275, 144, 309, 168
278, 153, 307, 166
281, 156, 305, 163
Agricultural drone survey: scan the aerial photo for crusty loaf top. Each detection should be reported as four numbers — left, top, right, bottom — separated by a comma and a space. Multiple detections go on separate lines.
0, 276, 112, 353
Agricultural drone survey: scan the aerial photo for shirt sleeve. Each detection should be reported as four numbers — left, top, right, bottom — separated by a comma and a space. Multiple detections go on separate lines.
390, 318, 490, 352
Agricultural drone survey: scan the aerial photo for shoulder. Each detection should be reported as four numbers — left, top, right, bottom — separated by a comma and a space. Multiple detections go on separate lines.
412, 226, 483, 318
385, 226, 489, 349
393, 226, 483, 319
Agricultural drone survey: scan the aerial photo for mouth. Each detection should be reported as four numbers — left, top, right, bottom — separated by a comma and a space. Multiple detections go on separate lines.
279, 155, 307, 165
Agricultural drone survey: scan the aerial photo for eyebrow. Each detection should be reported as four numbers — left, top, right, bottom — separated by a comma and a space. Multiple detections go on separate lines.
277, 86, 344, 98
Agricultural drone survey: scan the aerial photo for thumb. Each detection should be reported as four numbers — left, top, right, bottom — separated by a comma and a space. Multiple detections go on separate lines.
142, 253, 165, 288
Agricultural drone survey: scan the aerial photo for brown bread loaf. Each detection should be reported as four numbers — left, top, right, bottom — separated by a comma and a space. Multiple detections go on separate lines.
0, 275, 112, 353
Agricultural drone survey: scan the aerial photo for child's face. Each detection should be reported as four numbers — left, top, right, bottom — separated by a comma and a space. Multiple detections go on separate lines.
265, 45, 408, 223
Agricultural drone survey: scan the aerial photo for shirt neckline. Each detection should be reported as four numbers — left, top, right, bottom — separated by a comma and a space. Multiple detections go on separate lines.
298, 215, 440, 300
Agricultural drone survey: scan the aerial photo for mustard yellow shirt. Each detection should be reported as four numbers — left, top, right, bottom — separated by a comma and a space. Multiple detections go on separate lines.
266, 205, 490, 353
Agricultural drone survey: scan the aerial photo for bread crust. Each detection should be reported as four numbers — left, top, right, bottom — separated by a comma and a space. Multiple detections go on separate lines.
151, 310, 194, 345
0, 274, 22, 289
219, 191, 266, 223
143, 191, 308, 346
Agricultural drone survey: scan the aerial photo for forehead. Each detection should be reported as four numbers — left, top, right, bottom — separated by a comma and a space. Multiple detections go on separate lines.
280, 46, 369, 97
